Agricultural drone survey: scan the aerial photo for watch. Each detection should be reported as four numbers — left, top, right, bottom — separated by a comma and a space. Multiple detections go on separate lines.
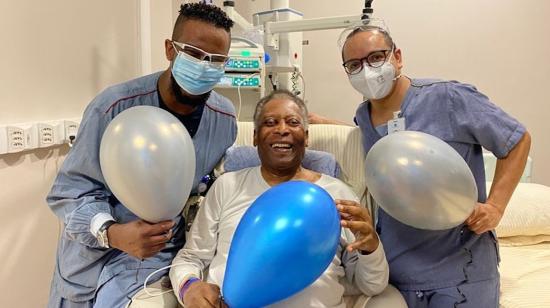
97, 220, 116, 248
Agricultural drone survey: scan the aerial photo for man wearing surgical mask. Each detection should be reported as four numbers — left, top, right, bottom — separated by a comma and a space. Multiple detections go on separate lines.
311, 22, 531, 307
46, 3, 237, 308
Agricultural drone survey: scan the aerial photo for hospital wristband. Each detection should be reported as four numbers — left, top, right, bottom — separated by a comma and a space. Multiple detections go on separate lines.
180, 277, 200, 301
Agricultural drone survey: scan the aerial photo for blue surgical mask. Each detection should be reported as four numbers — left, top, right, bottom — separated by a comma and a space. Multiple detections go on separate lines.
171, 49, 225, 95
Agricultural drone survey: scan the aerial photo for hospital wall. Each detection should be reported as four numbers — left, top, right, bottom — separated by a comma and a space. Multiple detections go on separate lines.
239, 0, 550, 185
0, 1, 548, 308
0, 1, 173, 307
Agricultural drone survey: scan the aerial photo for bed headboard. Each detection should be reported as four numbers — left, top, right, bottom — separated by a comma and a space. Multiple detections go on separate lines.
234, 122, 533, 188
483, 152, 533, 183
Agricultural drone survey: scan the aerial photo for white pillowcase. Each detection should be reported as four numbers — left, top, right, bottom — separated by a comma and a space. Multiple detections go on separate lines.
491, 182, 550, 238
499, 235, 550, 246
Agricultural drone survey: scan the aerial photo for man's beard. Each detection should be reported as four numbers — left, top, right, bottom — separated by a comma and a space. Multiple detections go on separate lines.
170, 74, 211, 107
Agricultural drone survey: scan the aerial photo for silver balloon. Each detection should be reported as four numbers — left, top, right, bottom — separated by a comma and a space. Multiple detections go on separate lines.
365, 131, 477, 230
100, 106, 195, 223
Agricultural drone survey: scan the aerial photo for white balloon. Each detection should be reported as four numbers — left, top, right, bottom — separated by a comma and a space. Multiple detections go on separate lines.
100, 106, 195, 223
365, 131, 477, 230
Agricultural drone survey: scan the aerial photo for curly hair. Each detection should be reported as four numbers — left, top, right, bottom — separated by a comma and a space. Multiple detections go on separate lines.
172, 2, 234, 39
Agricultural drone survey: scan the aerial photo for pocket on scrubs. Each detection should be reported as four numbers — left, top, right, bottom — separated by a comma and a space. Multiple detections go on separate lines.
58, 240, 110, 292
488, 230, 501, 264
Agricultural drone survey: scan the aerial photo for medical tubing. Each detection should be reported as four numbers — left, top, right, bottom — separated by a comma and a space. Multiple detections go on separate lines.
297, 71, 306, 101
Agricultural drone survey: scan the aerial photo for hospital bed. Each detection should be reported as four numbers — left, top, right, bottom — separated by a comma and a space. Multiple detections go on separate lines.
94, 122, 550, 307
226, 122, 550, 308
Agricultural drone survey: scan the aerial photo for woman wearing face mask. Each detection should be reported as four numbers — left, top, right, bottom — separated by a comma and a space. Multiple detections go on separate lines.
310, 22, 531, 308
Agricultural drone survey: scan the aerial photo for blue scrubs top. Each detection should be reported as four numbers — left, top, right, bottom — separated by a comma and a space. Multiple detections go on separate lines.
355, 78, 526, 290
46, 72, 237, 303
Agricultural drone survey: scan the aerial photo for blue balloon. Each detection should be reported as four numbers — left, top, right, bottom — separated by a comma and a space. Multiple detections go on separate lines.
222, 181, 340, 308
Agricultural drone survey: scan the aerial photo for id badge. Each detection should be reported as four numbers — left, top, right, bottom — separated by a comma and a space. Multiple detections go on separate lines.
387, 117, 406, 134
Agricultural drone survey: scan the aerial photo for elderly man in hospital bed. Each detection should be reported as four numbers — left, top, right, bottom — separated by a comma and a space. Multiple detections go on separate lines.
168, 90, 406, 308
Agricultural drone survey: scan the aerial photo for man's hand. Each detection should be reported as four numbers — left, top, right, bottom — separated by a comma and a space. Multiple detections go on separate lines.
465, 202, 504, 234
336, 199, 379, 253
183, 281, 227, 308
107, 219, 174, 259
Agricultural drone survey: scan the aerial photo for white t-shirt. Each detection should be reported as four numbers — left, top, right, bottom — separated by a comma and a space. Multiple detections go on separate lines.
170, 166, 388, 308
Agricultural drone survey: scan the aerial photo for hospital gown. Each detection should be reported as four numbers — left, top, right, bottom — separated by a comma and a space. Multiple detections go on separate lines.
170, 166, 389, 308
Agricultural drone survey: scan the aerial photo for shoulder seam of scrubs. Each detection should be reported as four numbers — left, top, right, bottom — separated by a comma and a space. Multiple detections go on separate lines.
205, 103, 236, 118
104, 89, 158, 114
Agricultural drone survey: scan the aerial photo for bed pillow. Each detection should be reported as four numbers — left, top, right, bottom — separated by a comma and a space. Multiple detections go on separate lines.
492, 182, 550, 238
222, 145, 341, 178
498, 234, 550, 246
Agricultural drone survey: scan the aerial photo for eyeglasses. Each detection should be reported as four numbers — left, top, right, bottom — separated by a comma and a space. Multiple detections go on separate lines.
342, 49, 393, 75
172, 41, 230, 65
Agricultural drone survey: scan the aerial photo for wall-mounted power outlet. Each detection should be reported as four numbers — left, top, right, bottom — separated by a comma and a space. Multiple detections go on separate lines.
37, 123, 55, 148
64, 118, 80, 146
6, 126, 26, 153
37, 121, 64, 148
0, 123, 37, 153
0, 117, 82, 155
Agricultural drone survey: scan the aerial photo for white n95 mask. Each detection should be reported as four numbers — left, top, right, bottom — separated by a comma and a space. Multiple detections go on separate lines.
349, 59, 397, 100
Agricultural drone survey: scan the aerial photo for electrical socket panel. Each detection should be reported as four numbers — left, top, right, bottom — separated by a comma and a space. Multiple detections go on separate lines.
0, 123, 37, 153
63, 118, 80, 145
37, 122, 55, 148
37, 121, 65, 148
6, 126, 25, 152
0, 118, 82, 155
